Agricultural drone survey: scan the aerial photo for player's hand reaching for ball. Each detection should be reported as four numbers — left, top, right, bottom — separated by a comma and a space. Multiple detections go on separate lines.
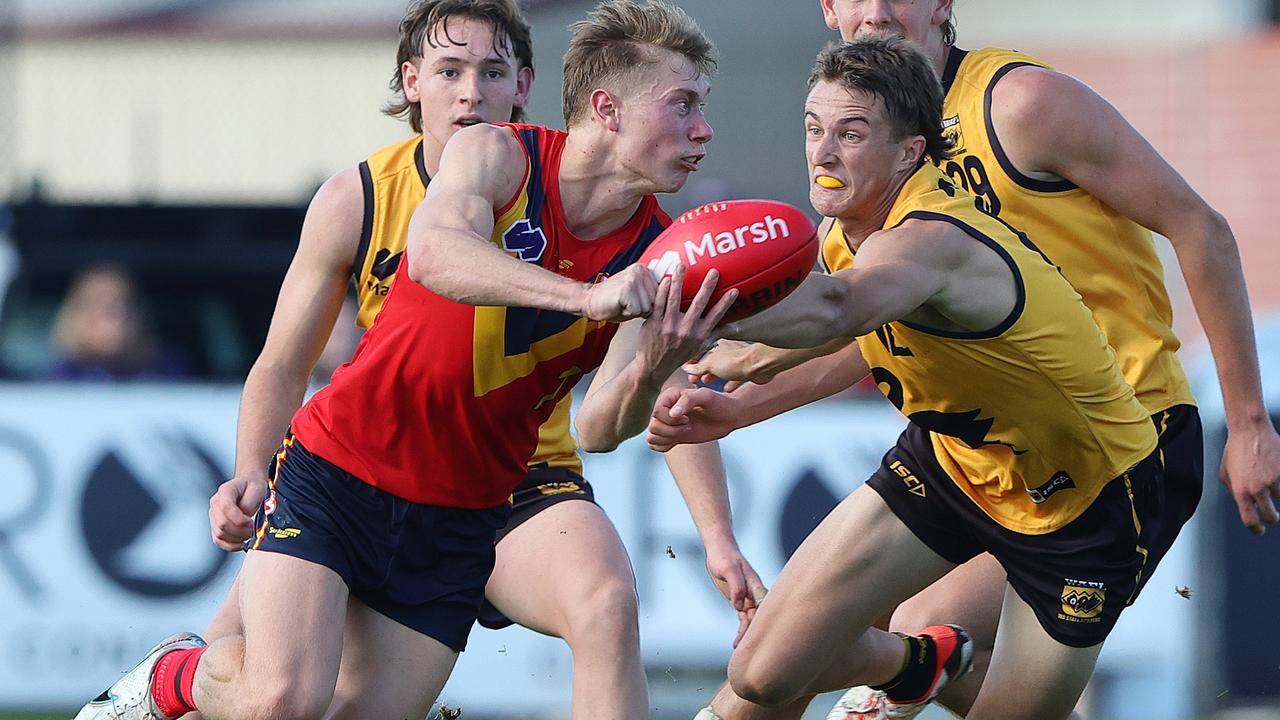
648, 385, 743, 451
209, 474, 269, 551
685, 339, 780, 392
636, 265, 739, 382
581, 264, 659, 322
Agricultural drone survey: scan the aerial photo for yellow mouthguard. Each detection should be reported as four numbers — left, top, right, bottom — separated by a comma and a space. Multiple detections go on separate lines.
815, 176, 845, 189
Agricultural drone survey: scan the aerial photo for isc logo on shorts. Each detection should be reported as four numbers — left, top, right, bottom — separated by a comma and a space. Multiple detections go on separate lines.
890, 460, 926, 497
1059, 579, 1105, 623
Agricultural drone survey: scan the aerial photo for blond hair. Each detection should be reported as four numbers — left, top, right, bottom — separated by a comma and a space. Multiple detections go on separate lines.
562, 0, 717, 127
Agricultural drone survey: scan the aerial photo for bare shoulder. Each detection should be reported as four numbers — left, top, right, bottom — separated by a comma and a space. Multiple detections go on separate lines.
442, 123, 526, 169
309, 166, 364, 217
435, 123, 529, 203
862, 216, 973, 268
989, 64, 1100, 130
300, 165, 365, 264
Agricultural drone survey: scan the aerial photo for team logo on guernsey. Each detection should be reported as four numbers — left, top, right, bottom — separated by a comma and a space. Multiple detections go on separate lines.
1027, 471, 1076, 504
502, 219, 549, 263
1059, 579, 1106, 622
942, 114, 965, 154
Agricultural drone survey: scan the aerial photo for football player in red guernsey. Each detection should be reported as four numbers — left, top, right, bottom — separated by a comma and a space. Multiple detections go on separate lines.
149, 2, 769, 720
74, 2, 739, 719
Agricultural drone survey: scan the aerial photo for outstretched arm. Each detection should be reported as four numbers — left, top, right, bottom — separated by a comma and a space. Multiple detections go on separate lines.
647, 341, 871, 452
406, 124, 657, 322
662, 442, 767, 645
993, 66, 1280, 533
212, 168, 361, 550
575, 266, 736, 452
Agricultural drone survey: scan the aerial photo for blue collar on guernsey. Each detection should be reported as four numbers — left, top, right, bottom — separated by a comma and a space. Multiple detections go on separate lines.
414, 139, 432, 188
941, 47, 968, 95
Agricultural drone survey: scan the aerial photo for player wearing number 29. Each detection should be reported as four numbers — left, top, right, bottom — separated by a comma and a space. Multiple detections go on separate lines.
651, 37, 1184, 720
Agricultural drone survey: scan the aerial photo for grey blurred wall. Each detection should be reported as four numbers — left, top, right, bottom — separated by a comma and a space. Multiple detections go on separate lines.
2, 0, 1268, 206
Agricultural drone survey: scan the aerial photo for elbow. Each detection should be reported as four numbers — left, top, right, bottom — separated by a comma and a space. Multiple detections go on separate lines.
1204, 208, 1234, 248
574, 416, 621, 454
406, 243, 436, 287
819, 281, 859, 337
576, 429, 620, 455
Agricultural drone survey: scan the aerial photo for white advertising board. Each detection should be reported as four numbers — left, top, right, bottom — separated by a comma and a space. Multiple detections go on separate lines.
0, 384, 1197, 719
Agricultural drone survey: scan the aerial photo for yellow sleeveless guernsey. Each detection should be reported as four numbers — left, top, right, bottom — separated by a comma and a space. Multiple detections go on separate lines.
828, 164, 1156, 534
936, 47, 1194, 414
353, 136, 582, 473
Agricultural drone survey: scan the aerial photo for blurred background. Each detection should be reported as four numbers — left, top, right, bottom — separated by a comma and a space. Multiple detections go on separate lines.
0, 0, 1278, 718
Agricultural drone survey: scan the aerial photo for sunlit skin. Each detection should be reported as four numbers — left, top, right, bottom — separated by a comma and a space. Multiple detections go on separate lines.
805, 79, 924, 243
820, 0, 953, 70
403, 16, 533, 176
587, 51, 714, 197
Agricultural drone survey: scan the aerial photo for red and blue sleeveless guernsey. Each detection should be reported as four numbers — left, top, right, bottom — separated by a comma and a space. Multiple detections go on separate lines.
290, 124, 670, 508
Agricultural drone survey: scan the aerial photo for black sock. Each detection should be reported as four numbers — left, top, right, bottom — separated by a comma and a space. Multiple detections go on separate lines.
871, 632, 937, 703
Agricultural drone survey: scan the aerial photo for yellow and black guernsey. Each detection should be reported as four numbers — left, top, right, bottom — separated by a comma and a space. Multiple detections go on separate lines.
347, 133, 583, 477
826, 164, 1157, 534
935, 47, 1194, 414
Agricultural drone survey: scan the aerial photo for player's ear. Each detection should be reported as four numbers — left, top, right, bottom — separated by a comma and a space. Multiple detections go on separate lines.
933, 0, 955, 30
590, 89, 622, 132
818, 0, 840, 31
901, 135, 926, 169
403, 60, 422, 103
514, 66, 534, 109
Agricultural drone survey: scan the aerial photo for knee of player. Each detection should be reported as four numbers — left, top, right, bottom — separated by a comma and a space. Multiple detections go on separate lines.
889, 596, 950, 635
564, 576, 639, 645
241, 684, 333, 720
726, 653, 794, 708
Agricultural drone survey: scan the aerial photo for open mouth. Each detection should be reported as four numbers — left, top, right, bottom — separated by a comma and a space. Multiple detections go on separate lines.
453, 116, 484, 128
680, 154, 705, 172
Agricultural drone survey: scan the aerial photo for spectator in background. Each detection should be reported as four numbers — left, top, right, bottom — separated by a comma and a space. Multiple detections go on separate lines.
48, 264, 187, 381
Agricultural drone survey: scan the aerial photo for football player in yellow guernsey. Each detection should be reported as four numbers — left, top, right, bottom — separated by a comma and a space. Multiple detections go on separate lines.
676, 2, 1280, 719
652, 37, 1202, 720
194, 2, 763, 718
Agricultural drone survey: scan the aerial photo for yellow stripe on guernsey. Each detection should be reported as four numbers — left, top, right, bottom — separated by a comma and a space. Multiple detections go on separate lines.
471, 183, 608, 399
939, 47, 1194, 414
354, 136, 582, 472
831, 164, 1156, 534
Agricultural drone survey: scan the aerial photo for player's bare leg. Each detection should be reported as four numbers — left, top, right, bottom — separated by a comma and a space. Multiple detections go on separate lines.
324, 596, 459, 719
965, 586, 1102, 720
191, 550, 348, 719
178, 573, 244, 720
483, 500, 647, 720
727, 485, 956, 707
697, 683, 815, 720
887, 553, 1004, 715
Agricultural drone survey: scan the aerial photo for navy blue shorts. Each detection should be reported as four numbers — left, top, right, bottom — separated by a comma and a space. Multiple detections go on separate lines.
246, 436, 510, 652
867, 405, 1202, 648
477, 465, 597, 630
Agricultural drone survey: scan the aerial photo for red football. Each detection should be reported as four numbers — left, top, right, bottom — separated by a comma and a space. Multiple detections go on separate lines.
640, 199, 819, 323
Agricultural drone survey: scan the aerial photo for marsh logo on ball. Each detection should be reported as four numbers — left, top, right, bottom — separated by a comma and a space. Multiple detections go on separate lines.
646, 250, 683, 280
